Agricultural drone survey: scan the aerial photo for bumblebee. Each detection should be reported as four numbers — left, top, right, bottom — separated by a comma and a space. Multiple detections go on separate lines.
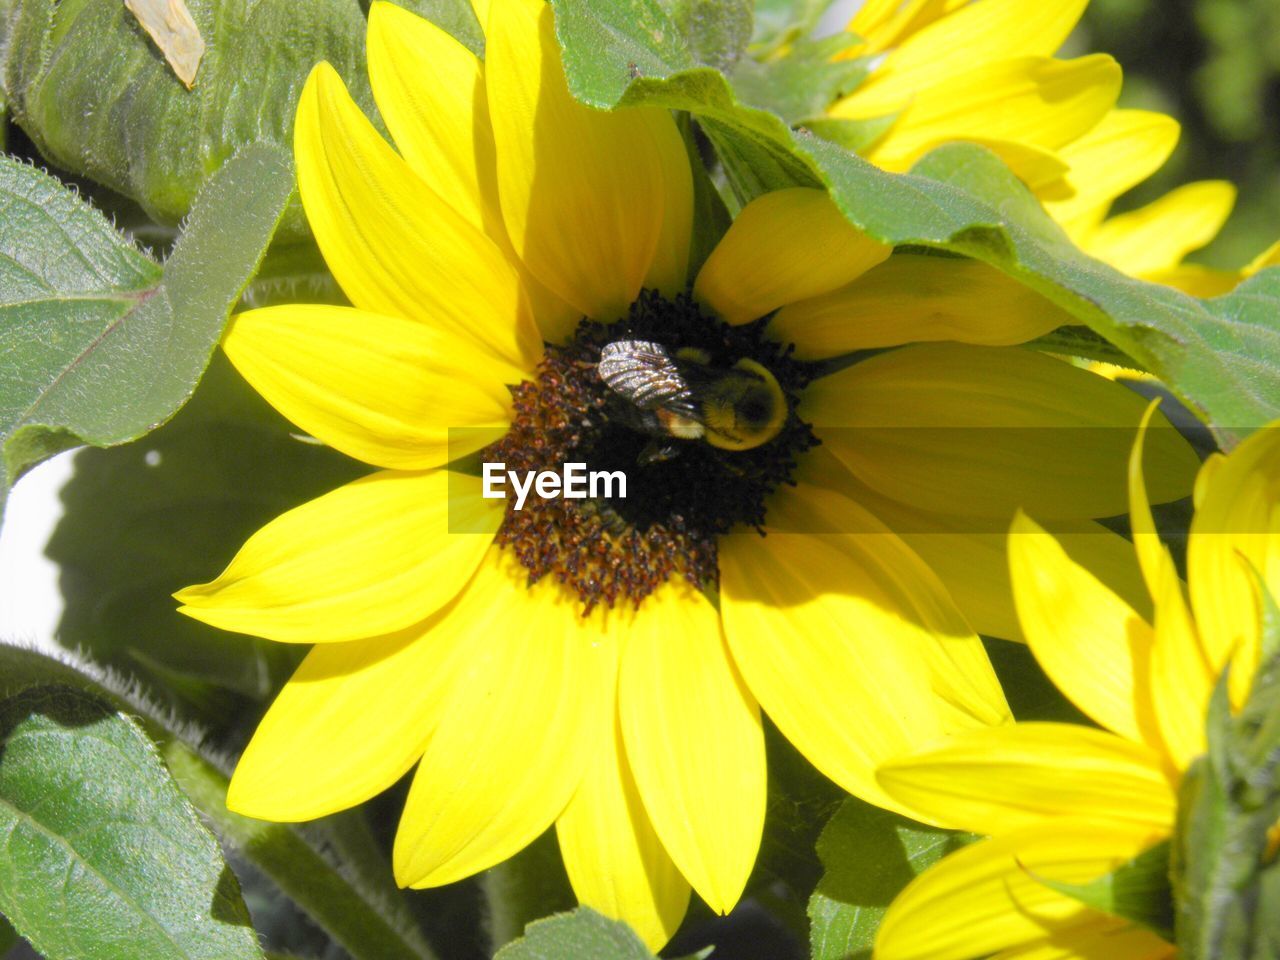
597, 339, 788, 455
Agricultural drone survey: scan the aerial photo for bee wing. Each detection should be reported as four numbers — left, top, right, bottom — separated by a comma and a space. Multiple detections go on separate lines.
598, 340, 699, 418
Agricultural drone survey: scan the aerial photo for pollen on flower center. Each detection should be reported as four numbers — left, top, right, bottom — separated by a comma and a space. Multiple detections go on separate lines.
487, 290, 819, 613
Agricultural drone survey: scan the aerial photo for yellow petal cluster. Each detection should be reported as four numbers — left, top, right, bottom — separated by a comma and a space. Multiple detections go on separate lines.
831, 0, 1273, 291
873, 409, 1280, 960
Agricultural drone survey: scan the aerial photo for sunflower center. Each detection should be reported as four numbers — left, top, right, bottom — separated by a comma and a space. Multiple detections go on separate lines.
486, 290, 819, 612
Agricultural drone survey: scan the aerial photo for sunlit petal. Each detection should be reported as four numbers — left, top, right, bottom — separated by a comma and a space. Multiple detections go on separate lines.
694, 188, 890, 325
485, 0, 690, 320
1009, 512, 1160, 748
394, 552, 614, 887
295, 62, 539, 369
176, 469, 499, 643
877, 722, 1176, 836
620, 584, 764, 915
771, 254, 1072, 358
221, 305, 518, 471
804, 343, 1198, 519
875, 819, 1168, 960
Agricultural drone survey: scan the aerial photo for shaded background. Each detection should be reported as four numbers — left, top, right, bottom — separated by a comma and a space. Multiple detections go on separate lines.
1074, 0, 1280, 268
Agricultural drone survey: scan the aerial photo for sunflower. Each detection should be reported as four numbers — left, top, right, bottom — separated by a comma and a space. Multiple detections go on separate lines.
870, 408, 1280, 960
827, 0, 1271, 292
176, 0, 1197, 947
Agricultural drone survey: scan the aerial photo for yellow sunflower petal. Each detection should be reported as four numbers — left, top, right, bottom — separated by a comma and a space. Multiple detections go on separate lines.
851, 56, 1120, 171
874, 819, 1168, 960
771, 254, 1072, 359
720, 477, 1007, 814
860, 0, 1088, 105
225, 566, 491, 821
1128, 400, 1173, 598
764, 477, 1010, 732
394, 551, 615, 887
1080, 180, 1236, 277
1188, 421, 1280, 705
988, 921, 1177, 959
364, 2, 588, 344
693, 188, 891, 325
1009, 512, 1160, 747
295, 62, 539, 370
800, 449, 1150, 642
803, 343, 1199, 520
485, 0, 690, 320
175, 469, 499, 643
221, 305, 516, 471
1126, 399, 1215, 759
1143, 263, 1242, 298
618, 584, 763, 916
1046, 110, 1181, 233
1149, 552, 1213, 769
877, 722, 1176, 836
974, 139, 1072, 200
366, 1, 495, 231
557, 684, 691, 951
1244, 237, 1280, 276
848, 0, 963, 56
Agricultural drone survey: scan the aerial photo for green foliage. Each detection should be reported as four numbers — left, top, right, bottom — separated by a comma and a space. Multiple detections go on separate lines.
0, 143, 294, 517
666, 0, 754, 73
731, 34, 867, 125
808, 800, 977, 960
3, 0, 369, 237
1082, 0, 1280, 271
46, 355, 362, 722
1173, 601, 1280, 959
0, 684, 266, 960
749, 0, 832, 52
1031, 841, 1174, 939
549, 0, 1280, 447
0, 645, 440, 960
493, 908, 658, 960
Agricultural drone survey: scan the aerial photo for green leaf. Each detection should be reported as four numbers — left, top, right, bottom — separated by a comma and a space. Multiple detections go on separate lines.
749, 0, 833, 51
1173, 630, 1280, 959
0, 645, 439, 960
46, 354, 362, 717
380, 0, 484, 56
161, 746, 440, 960
1027, 325, 1144, 369
1029, 840, 1174, 939
4, 0, 369, 236
678, 113, 732, 276
0, 684, 265, 960
549, 1, 1280, 447
800, 114, 897, 154
731, 34, 867, 124
808, 799, 977, 960
481, 831, 576, 953
0, 142, 294, 516
493, 908, 657, 960
667, 0, 754, 72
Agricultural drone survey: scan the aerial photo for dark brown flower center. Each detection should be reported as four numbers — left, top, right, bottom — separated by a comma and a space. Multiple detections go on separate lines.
486, 290, 819, 613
